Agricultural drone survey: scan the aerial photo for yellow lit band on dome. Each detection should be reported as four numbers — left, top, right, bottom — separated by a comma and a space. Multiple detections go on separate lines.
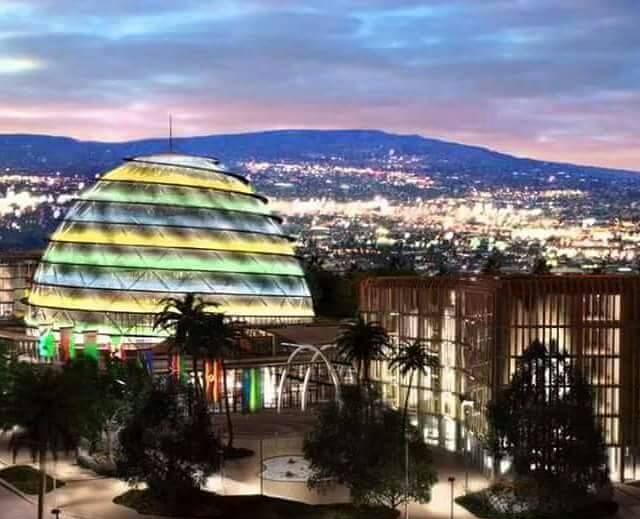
51, 223, 296, 255
29, 288, 315, 317
103, 163, 254, 195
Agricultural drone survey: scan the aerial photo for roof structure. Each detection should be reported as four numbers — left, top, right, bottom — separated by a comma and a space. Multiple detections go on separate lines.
27, 153, 314, 340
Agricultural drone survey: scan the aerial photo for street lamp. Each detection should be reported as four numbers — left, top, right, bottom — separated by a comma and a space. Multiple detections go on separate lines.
460, 398, 474, 494
404, 434, 409, 519
447, 476, 455, 519
259, 437, 264, 496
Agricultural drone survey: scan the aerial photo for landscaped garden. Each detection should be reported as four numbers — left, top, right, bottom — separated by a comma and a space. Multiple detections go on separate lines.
456, 340, 618, 519
0, 300, 624, 519
115, 489, 398, 519
0, 465, 65, 495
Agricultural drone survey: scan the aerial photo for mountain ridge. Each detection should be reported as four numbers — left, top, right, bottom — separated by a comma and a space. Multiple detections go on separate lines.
0, 129, 637, 178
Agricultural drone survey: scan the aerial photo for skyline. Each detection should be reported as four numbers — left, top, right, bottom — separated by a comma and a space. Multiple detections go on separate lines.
1, 0, 639, 170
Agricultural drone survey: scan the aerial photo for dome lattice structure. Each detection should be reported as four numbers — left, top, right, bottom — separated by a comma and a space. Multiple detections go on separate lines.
27, 154, 314, 342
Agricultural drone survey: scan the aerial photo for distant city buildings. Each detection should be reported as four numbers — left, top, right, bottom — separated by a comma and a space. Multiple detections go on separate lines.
0, 251, 39, 318
1, 153, 640, 273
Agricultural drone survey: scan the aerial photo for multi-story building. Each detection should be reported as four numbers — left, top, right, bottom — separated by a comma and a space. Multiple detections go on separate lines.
0, 252, 40, 318
359, 274, 640, 482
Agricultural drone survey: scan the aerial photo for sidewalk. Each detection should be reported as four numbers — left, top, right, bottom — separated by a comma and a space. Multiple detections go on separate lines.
0, 419, 488, 519
614, 483, 640, 519
0, 481, 35, 519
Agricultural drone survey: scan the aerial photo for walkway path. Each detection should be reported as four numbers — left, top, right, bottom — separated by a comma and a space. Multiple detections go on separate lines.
615, 483, 640, 519
0, 413, 488, 519
0, 482, 35, 519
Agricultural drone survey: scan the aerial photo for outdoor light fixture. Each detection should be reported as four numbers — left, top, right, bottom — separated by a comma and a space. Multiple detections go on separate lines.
459, 396, 474, 494
448, 476, 455, 519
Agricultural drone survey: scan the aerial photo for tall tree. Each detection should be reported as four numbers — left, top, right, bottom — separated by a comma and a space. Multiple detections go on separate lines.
154, 293, 211, 398
304, 387, 437, 510
201, 312, 242, 450
1, 364, 87, 519
0, 340, 11, 397
336, 316, 389, 386
63, 357, 150, 460
531, 256, 551, 274
389, 340, 439, 432
487, 340, 609, 510
482, 250, 503, 275
116, 379, 221, 511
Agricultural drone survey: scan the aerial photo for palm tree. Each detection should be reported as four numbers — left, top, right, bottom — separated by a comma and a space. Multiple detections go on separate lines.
532, 256, 551, 274
1, 364, 86, 519
389, 340, 439, 432
204, 313, 241, 450
336, 316, 389, 387
201, 313, 242, 450
154, 293, 211, 397
0, 340, 11, 397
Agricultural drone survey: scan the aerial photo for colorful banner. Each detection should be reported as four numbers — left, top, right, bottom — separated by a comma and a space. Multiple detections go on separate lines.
84, 342, 99, 361
204, 359, 222, 403
170, 353, 186, 383
59, 328, 71, 362
241, 367, 262, 413
141, 350, 154, 374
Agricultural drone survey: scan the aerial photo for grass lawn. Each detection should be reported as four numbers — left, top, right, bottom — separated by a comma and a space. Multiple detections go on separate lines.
115, 488, 399, 519
0, 465, 66, 495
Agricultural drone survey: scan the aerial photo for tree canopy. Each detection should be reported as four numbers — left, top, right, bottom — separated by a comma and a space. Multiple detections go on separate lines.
116, 379, 221, 510
304, 387, 436, 510
389, 340, 439, 431
336, 316, 389, 386
488, 340, 609, 502
0, 362, 91, 519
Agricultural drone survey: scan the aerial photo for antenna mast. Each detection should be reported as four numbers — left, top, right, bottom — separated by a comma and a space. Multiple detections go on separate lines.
169, 114, 173, 153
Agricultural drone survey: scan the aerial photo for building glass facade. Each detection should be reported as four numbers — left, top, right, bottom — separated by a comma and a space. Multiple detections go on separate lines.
360, 275, 640, 482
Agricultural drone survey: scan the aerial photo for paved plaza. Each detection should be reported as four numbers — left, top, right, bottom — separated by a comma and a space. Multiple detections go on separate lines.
1, 412, 638, 519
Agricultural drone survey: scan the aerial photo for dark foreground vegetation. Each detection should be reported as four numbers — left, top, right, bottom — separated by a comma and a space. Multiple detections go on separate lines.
478, 340, 617, 518
115, 489, 399, 519
457, 489, 618, 519
0, 465, 65, 495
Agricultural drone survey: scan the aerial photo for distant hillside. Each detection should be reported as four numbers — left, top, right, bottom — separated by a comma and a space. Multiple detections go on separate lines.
0, 130, 637, 181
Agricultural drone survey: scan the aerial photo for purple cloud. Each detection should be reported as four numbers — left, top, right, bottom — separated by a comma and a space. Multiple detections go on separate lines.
0, 0, 638, 169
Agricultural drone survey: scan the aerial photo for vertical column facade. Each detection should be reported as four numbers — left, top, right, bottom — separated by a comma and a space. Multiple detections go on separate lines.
360, 274, 640, 481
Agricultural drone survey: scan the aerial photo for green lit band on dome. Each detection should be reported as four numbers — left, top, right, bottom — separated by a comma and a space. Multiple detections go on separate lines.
26, 308, 302, 336
43, 243, 304, 276
82, 182, 271, 215
42, 243, 305, 275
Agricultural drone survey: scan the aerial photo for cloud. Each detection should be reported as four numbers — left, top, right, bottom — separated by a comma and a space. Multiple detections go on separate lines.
0, 0, 638, 169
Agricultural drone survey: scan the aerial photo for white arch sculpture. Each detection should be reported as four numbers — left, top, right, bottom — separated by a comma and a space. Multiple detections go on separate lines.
276, 343, 342, 413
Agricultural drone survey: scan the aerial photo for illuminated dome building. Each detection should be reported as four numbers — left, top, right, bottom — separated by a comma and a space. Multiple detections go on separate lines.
26, 154, 314, 348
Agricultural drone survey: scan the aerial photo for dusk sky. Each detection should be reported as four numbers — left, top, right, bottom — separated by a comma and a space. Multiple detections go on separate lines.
1, 0, 638, 170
